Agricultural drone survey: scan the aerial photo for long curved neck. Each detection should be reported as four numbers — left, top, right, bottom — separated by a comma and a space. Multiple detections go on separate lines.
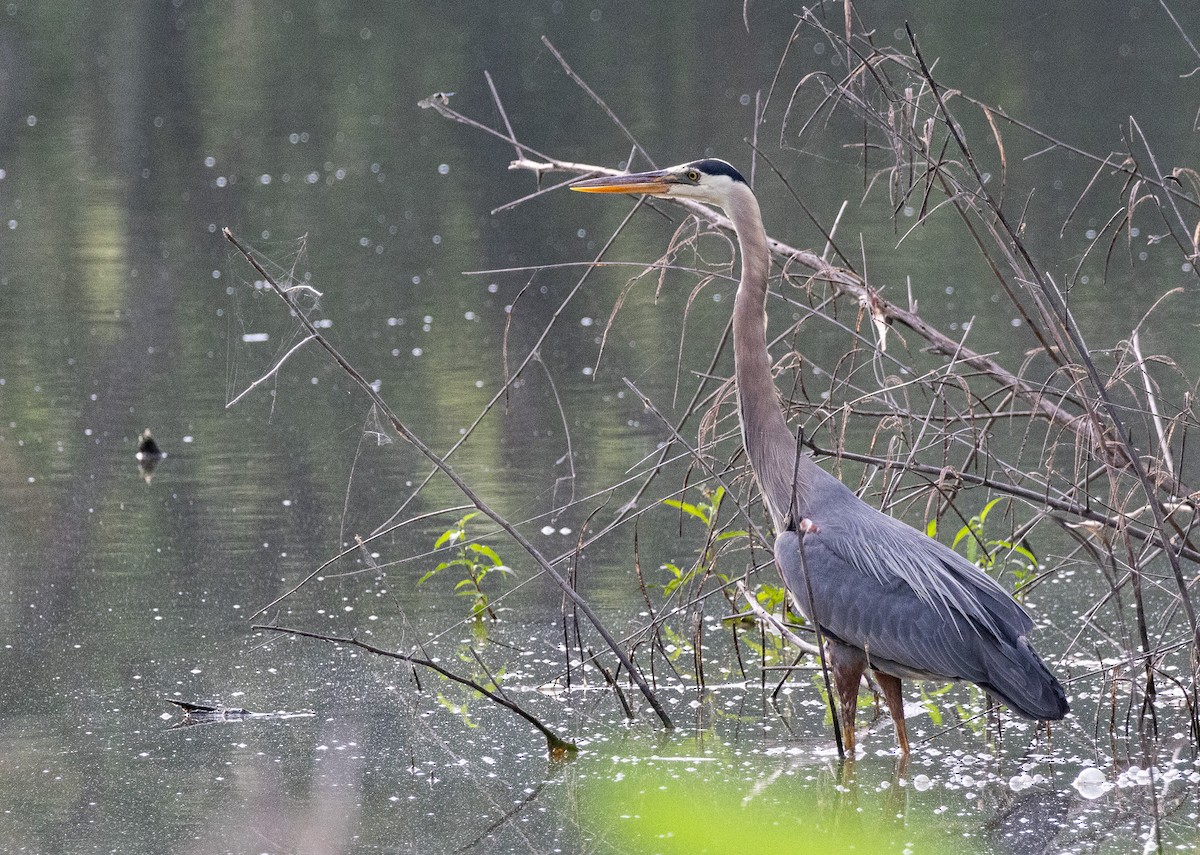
726, 184, 815, 530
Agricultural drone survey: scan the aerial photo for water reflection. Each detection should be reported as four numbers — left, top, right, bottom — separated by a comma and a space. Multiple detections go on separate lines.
986, 787, 1072, 855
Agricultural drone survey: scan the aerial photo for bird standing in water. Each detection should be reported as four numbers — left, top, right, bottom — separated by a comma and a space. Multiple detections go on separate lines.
573, 159, 1068, 755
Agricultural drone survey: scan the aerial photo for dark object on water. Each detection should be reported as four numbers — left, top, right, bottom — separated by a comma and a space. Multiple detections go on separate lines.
165, 698, 315, 729
136, 429, 163, 460
573, 159, 1069, 756
135, 429, 165, 483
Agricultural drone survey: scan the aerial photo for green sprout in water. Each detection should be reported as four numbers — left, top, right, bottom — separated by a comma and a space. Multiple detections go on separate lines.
420, 512, 514, 621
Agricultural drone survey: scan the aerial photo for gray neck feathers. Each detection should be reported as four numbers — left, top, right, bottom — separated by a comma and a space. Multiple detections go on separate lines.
725, 184, 817, 530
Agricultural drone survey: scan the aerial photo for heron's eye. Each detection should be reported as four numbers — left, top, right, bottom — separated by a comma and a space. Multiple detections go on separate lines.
686, 169, 700, 182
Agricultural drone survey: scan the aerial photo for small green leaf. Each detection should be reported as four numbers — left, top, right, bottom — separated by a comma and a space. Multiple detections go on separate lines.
923, 699, 943, 726
468, 543, 503, 565
662, 498, 710, 524
976, 497, 1004, 525
419, 561, 454, 585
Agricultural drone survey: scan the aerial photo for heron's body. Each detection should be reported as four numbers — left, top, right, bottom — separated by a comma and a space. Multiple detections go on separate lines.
574, 158, 1068, 754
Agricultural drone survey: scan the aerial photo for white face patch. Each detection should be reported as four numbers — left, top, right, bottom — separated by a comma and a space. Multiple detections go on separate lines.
666, 172, 740, 206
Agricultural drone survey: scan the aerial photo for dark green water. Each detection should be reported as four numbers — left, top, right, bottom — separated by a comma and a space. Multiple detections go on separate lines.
2, 2, 1199, 852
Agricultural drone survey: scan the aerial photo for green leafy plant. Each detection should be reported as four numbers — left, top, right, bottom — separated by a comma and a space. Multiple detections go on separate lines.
928, 498, 1038, 594
659, 486, 747, 595
661, 486, 808, 637
917, 680, 956, 726
753, 582, 787, 613
662, 485, 728, 529
420, 512, 514, 621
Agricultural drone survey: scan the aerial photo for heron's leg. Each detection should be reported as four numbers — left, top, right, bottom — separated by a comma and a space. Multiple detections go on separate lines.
872, 670, 910, 756
828, 642, 867, 755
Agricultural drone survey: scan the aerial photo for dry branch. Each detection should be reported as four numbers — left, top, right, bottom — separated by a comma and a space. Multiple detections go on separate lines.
253, 624, 577, 758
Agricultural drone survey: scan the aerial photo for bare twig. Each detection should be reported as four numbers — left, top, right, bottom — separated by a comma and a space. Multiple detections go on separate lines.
226, 333, 317, 409
540, 36, 656, 169
253, 624, 577, 757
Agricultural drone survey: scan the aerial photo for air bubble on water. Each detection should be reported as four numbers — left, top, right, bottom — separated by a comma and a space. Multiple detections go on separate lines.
1072, 767, 1111, 800
1008, 773, 1034, 792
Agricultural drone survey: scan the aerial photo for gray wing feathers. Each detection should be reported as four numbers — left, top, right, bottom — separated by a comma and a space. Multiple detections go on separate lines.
816, 480, 1033, 638
775, 500, 1069, 720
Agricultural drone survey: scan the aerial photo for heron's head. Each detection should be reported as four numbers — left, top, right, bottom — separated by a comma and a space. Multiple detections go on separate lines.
571, 158, 748, 208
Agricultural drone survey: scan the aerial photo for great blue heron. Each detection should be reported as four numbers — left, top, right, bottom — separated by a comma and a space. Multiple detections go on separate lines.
572, 158, 1069, 755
